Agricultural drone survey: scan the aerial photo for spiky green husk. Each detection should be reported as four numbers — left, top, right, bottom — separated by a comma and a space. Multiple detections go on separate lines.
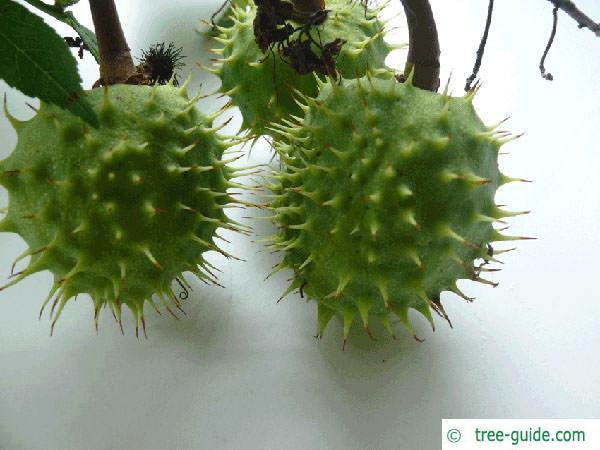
0, 83, 242, 335
212, 0, 251, 30
211, 0, 394, 137
268, 75, 528, 342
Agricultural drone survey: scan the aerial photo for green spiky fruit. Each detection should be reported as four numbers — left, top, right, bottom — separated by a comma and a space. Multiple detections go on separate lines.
211, 0, 395, 136
0, 83, 243, 335
211, 0, 251, 30
267, 75, 528, 343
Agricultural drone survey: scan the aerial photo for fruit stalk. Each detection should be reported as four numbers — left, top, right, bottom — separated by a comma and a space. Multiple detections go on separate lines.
400, 0, 440, 91
88, 0, 136, 84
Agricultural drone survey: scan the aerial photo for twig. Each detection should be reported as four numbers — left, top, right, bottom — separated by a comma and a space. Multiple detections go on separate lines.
548, 0, 600, 37
399, 0, 440, 91
540, 5, 559, 80
465, 0, 494, 92
88, 0, 136, 84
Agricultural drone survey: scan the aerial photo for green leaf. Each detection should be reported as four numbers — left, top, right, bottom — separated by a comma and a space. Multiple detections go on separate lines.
62, 14, 99, 62
0, 0, 98, 127
22, 0, 100, 63
55, 0, 80, 7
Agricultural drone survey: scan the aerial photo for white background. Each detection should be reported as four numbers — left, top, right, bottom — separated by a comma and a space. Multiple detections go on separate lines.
0, 1, 599, 449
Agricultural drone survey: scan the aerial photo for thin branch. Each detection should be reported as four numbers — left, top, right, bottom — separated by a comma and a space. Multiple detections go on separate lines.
549, 0, 600, 37
465, 0, 494, 92
88, 0, 136, 84
540, 5, 559, 80
399, 0, 440, 91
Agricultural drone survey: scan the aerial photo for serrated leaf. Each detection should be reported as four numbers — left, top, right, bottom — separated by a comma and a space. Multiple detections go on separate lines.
22, 0, 99, 63
0, 0, 98, 127
62, 14, 99, 62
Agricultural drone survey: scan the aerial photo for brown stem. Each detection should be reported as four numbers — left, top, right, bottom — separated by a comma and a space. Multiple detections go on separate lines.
549, 0, 600, 36
400, 0, 440, 92
88, 0, 136, 84
540, 5, 559, 80
465, 0, 494, 91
